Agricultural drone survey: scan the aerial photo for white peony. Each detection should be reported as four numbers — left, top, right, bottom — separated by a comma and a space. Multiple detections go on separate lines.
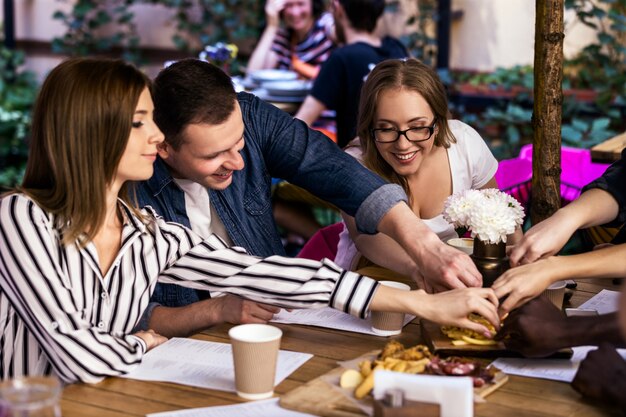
443, 188, 525, 244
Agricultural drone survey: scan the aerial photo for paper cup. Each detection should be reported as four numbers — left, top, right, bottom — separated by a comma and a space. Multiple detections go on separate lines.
371, 281, 411, 336
541, 280, 567, 310
229, 324, 282, 400
446, 237, 474, 255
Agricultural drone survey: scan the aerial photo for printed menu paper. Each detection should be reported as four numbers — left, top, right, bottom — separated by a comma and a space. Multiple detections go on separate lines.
492, 346, 626, 382
578, 289, 620, 314
272, 307, 415, 335
122, 338, 312, 391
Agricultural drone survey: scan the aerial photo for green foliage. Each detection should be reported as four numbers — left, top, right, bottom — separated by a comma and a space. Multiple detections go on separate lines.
563, 0, 626, 110
400, 0, 438, 67
52, 0, 264, 73
447, 0, 625, 159
52, 1, 143, 64
0, 44, 38, 189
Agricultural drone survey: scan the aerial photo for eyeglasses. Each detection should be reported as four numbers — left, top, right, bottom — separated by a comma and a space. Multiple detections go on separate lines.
371, 122, 437, 143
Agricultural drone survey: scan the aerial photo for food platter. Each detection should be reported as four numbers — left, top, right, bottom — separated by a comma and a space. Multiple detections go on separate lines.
280, 346, 509, 417
421, 320, 573, 359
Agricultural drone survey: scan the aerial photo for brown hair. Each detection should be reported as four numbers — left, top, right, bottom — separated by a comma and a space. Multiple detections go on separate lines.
153, 59, 237, 150
18, 57, 150, 246
356, 58, 456, 203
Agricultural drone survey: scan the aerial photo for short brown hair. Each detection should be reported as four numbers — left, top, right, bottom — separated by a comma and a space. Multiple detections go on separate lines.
19, 57, 150, 245
357, 58, 456, 202
153, 59, 237, 150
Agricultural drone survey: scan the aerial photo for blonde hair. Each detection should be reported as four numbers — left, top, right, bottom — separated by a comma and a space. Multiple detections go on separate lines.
356, 58, 456, 203
18, 57, 151, 245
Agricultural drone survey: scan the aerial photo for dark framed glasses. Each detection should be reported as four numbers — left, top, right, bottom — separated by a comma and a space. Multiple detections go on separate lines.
372, 122, 437, 143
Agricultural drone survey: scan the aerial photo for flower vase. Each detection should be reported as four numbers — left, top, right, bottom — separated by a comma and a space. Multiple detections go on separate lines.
470, 238, 509, 287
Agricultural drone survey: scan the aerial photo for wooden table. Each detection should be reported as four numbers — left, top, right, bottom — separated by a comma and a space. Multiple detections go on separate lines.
591, 132, 626, 162
61, 279, 623, 417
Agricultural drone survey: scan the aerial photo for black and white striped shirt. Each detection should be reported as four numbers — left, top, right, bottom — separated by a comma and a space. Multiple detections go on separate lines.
0, 194, 378, 383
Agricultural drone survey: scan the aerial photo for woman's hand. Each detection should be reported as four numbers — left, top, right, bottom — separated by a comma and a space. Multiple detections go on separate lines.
134, 329, 168, 351
417, 288, 500, 338
508, 211, 577, 267
492, 257, 561, 315
265, 0, 286, 27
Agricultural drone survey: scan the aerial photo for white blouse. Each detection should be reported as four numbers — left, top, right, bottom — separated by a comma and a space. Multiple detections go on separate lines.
335, 120, 498, 270
0, 194, 378, 383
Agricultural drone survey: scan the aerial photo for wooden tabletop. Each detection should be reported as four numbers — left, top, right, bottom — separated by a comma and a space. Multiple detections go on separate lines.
61, 279, 623, 417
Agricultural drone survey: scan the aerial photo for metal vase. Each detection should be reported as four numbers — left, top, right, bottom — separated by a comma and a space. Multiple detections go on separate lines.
470, 238, 509, 287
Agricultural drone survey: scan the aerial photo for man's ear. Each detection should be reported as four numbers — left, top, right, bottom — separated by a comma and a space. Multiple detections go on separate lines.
157, 141, 170, 159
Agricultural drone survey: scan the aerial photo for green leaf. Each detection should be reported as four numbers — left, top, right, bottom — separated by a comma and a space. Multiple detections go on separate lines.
571, 118, 588, 131
561, 126, 584, 144
590, 118, 611, 132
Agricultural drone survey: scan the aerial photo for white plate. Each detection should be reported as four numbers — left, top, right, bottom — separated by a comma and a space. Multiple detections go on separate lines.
251, 88, 306, 103
249, 69, 298, 84
262, 80, 312, 97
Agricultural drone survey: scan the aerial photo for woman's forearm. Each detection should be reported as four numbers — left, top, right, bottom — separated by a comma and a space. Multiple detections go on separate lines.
557, 243, 626, 280
246, 26, 279, 73
353, 232, 417, 277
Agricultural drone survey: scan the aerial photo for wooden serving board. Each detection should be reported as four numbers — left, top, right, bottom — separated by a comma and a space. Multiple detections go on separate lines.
280, 350, 509, 417
280, 366, 367, 417
421, 320, 573, 359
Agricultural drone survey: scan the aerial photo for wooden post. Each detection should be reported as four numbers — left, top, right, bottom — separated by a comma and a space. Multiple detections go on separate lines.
531, 0, 564, 225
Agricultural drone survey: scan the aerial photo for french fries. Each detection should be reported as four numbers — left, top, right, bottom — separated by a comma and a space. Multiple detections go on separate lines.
343, 342, 433, 399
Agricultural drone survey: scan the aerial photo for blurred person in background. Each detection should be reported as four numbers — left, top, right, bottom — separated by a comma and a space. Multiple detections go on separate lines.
246, 0, 335, 79
295, 0, 408, 148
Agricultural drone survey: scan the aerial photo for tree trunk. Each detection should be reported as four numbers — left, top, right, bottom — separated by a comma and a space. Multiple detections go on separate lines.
531, 0, 564, 225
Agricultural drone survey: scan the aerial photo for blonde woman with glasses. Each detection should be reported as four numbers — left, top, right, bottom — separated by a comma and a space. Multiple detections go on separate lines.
335, 58, 520, 292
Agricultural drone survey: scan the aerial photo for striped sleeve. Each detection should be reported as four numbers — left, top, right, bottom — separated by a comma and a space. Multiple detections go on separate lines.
0, 195, 146, 383
154, 223, 379, 319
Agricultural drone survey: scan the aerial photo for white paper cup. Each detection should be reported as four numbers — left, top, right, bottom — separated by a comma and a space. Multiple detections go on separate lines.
229, 324, 282, 400
371, 281, 411, 336
541, 280, 567, 310
446, 237, 474, 255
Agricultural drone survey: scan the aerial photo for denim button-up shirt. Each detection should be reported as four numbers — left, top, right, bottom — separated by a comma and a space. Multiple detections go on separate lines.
134, 92, 407, 315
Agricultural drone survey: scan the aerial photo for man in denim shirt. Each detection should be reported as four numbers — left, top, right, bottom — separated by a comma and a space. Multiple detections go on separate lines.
135, 59, 481, 337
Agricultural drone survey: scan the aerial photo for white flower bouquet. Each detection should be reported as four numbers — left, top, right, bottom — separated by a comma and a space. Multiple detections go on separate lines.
443, 189, 524, 244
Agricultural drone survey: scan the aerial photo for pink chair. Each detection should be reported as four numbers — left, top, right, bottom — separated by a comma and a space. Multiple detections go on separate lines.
499, 144, 610, 206
297, 222, 343, 261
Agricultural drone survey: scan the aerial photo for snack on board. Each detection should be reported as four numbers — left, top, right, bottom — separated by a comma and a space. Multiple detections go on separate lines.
427, 356, 498, 388
349, 342, 432, 399
441, 313, 498, 346
343, 340, 500, 399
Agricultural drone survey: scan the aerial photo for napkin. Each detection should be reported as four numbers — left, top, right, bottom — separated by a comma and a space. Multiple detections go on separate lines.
373, 371, 473, 417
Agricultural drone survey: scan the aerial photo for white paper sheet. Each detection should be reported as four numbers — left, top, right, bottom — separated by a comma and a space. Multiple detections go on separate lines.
578, 289, 620, 314
147, 398, 317, 417
492, 346, 626, 383
121, 338, 312, 391
272, 307, 415, 335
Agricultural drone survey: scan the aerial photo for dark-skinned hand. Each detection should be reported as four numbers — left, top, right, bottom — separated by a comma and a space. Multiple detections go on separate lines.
495, 295, 568, 358
571, 343, 626, 412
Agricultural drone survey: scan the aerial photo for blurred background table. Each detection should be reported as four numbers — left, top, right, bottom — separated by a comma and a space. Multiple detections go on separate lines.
591, 131, 626, 163
61, 278, 623, 417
